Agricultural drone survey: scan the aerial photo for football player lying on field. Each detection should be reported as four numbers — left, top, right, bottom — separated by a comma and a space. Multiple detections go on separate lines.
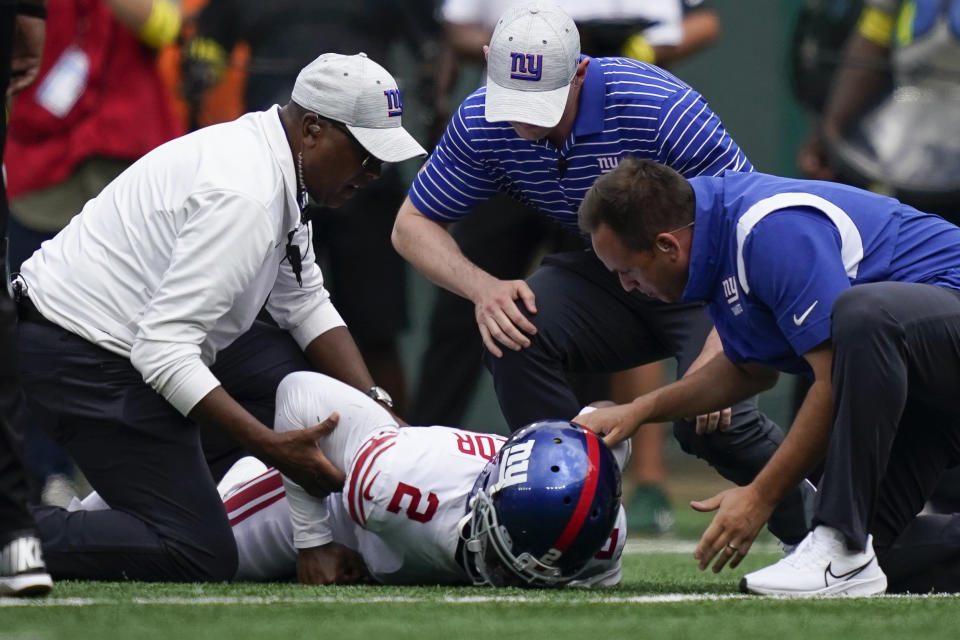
73, 373, 627, 586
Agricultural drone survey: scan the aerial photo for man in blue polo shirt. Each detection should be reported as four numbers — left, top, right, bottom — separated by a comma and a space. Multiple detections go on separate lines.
392, 2, 814, 547
578, 156, 960, 596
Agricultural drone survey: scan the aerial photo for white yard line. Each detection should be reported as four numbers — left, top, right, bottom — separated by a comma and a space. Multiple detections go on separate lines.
2, 592, 956, 607
0, 539, 946, 608
623, 538, 780, 554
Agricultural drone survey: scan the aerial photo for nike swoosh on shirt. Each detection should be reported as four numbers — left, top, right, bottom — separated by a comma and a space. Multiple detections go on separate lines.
824, 556, 875, 587
792, 300, 819, 326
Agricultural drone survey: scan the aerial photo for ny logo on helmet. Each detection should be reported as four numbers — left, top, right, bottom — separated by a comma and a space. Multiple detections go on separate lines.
383, 89, 403, 117
509, 52, 543, 81
495, 440, 534, 490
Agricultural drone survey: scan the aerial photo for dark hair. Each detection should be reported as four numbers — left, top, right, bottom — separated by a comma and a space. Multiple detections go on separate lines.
578, 157, 695, 252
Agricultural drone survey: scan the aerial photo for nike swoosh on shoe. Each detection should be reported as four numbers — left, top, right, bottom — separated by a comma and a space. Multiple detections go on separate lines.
824, 556, 875, 587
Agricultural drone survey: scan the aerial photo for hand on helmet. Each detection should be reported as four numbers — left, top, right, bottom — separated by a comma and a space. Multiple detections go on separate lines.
573, 401, 645, 447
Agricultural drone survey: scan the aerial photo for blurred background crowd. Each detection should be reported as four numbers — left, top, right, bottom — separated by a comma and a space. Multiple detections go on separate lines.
7, 0, 959, 536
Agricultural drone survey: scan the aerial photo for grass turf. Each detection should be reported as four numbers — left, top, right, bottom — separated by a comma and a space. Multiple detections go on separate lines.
3, 551, 959, 640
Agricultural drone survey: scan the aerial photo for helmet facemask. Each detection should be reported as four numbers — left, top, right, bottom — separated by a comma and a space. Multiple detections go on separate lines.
460, 486, 566, 587
459, 421, 621, 588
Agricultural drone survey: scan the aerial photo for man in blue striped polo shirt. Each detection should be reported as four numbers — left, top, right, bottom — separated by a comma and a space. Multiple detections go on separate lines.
578, 157, 960, 595
391, 2, 813, 546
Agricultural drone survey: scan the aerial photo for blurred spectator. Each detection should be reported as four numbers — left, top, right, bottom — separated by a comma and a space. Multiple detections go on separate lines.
156, 0, 246, 130
411, 0, 720, 535
0, 0, 54, 598
790, 0, 864, 116
182, 0, 440, 414
795, 0, 960, 222
4, 0, 183, 505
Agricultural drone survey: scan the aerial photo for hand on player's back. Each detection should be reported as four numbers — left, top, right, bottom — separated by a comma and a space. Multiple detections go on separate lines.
473, 277, 538, 358
266, 413, 345, 498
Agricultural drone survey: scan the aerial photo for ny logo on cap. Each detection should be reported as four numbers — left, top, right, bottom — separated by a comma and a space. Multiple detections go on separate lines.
383, 89, 403, 117
509, 52, 543, 81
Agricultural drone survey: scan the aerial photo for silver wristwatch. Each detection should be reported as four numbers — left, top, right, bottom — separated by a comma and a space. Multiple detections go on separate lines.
367, 385, 394, 409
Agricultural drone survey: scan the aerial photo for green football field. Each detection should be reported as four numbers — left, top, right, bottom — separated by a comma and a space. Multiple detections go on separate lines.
4, 546, 959, 640
6, 467, 958, 639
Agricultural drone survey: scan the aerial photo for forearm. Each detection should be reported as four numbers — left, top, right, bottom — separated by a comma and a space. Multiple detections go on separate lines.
104, 0, 181, 47
821, 33, 889, 138
303, 326, 375, 393
392, 198, 496, 303
751, 378, 833, 504
283, 474, 333, 548
104, 0, 153, 29
654, 9, 719, 67
635, 353, 776, 424
189, 386, 275, 459
683, 326, 723, 376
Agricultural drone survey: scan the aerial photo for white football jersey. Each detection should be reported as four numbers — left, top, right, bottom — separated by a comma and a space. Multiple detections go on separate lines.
224, 425, 627, 585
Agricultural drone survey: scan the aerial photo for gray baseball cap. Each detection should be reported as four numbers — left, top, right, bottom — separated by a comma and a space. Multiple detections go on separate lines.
292, 53, 426, 163
485, 2, 581, 128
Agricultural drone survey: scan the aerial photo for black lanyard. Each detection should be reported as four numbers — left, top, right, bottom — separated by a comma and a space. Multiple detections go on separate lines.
285, 228, 303, 287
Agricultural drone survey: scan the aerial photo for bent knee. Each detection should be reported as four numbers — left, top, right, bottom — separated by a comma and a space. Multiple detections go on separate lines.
671, 418, 703, 457
199, 544, 238, 583
184, 526, 239, 582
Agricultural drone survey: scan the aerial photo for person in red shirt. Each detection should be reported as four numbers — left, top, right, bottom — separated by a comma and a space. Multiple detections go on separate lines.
4, 0, 182, 506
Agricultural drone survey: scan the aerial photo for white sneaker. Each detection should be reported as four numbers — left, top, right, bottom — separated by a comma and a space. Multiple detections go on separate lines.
741, 525, 887, 597
0, 535, 53, 597
779, 541, 799, 556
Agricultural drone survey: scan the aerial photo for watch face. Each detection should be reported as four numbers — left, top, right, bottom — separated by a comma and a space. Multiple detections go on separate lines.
369, 386, 393, 408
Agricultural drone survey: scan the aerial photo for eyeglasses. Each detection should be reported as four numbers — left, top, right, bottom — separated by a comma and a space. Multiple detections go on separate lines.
654, 221, 694, 253
664, 220, 695, 235
316, 115, 383, 173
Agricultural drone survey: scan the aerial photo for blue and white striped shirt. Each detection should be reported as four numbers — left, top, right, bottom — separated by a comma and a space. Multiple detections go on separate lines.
409, 56, 752, 232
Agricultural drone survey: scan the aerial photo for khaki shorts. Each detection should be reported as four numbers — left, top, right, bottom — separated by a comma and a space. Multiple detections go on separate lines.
10, 157, 129, 232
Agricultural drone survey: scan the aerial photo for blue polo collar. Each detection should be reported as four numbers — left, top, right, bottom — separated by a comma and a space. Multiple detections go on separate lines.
682, 177, 726, 303
573, 56, 606, 137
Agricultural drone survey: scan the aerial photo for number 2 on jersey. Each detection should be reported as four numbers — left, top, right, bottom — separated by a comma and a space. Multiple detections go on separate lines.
386, 482, 439, 523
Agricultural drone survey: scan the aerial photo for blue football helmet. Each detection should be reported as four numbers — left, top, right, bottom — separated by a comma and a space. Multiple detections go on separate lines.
459, 420, 622, 587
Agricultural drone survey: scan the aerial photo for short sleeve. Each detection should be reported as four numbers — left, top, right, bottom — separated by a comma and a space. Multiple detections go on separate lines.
743, 209, 853, 356
407, 96, 501, 222
655, 88, 753, 177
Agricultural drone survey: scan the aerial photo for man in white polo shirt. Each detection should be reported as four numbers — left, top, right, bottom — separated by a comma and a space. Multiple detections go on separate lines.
13, 52, 426, 582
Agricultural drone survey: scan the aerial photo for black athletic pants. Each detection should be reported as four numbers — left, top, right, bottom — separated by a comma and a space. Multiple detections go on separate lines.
486, 249, 815, 544
0, 0, 41, 545
814, 282, 960, 593
409, 194, 574, 427
17, 318, 312, 581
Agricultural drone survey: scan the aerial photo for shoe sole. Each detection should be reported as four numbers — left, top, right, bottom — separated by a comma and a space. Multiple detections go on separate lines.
0, 573, 54, 598
740, 574, 887, 597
